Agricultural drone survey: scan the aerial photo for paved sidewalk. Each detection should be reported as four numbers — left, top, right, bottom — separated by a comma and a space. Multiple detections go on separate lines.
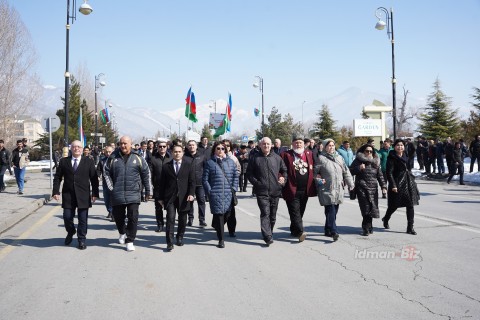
0, 170, 52, 234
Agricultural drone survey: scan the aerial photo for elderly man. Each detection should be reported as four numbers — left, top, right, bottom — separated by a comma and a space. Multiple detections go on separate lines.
53, 140, 99, 250
247, 137, 287, 245
104, 136, 151, 252
281, 135, 317, 242
273, 138, 286, 155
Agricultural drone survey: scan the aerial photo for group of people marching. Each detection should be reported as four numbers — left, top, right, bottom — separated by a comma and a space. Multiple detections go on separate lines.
50, 132, 432, 251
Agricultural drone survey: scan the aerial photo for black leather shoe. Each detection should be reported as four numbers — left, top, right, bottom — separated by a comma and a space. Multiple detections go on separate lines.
167, 244, 174, 251
407, 228, 417, 235
187, 220, 192, 227
64, 230, 76, 245
382, 217, 390, 229
325, 231, 332, 238
362, 229, 369, 236
200, 221, 207, 227
229, 232, 236, 238
217, 240, 225, 248
155, 225, 163, 233
77, 242, 87, 250
332, 233, 339, 241
176, 238, 184, 246
266, 239, 274, 246
369, 227, 373, 234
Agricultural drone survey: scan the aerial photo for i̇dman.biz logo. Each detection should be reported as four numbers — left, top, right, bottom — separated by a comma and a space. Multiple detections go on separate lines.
354, 246, 420, 261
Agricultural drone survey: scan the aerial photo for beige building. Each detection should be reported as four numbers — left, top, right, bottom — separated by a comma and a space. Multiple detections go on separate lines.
11, 116, 45, 148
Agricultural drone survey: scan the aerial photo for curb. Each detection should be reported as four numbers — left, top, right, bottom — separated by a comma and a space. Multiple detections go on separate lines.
0, 194, 51, 234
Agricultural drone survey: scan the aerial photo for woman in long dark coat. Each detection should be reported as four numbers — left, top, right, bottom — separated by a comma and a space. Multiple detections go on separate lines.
349, 144, 387, 236
382, 139, 420, 235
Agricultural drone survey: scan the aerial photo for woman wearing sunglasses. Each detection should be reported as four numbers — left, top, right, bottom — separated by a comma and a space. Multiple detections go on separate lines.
202, 141, 239, 248
349, 144, 387, 236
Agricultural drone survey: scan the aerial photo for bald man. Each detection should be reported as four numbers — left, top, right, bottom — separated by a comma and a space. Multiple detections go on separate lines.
105, 136, 151, 252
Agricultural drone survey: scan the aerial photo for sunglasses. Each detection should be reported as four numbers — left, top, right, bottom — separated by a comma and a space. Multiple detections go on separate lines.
158, 145, 167, 148
365, 150, 373, 153
216, 147, 225, 151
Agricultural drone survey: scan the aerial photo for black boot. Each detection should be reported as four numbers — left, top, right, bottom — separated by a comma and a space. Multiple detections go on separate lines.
362, 228, 369, 236
407, 225, 417, 235
382, 217, 390, 229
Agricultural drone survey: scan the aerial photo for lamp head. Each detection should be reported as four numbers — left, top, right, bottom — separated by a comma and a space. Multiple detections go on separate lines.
99, 81, 106, 87
253, 83, 259, 88
375, 20, 386, 30
79, 0, 93, 15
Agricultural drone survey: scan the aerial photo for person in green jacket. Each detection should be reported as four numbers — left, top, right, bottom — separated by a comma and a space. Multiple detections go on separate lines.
377, 139, 392, 198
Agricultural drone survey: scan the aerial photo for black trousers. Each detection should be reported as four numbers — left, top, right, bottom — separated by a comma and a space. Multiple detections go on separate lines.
285, 190, 308, 237
256, 195, 280, 241
212, 210, 236, 240
113, 203, 139, 244
362, 215, 373, 231
165, 198, 188, 245
63, 207, 89, 241
448, 163, 464, 184
188, 185, 206, 223
470, 154, 480, 173
239, 172, 248, 191
384, 205, 415, 227
154, 197, 164, 227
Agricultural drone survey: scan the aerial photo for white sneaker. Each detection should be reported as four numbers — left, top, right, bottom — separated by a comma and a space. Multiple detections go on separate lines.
299, 232, 307, 242
118, 234, 126, 244
126, 242, 135, 252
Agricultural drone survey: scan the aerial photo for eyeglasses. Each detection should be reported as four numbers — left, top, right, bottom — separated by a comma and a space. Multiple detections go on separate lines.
365, 150, 373, 153
71, 146, 83, 149
216, 147, 225, 150
158, 145, 167, 148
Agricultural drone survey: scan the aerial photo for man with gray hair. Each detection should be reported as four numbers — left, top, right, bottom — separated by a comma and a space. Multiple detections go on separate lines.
105, 136, 151, 252
247, 137, 287, 245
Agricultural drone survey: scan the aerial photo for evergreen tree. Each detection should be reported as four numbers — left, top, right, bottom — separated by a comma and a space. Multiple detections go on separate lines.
201, 123, 213, 141
418, 78, 460, 140
313, 104, 338, 140
462, 87, 480, 142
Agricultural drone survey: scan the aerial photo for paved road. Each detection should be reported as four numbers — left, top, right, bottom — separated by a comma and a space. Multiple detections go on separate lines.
0, 179, 479, 319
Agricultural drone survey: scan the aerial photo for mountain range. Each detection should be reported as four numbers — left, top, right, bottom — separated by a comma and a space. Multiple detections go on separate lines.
32, 85, 426, 142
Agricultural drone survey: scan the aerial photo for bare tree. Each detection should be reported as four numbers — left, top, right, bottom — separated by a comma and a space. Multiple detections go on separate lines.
0, 0, 41, 146
75, 61, 95, 112
396, 85, 419, 136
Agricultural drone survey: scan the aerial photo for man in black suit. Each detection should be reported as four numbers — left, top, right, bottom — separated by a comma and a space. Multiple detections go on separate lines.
53, 140, 99, 250
158, 145, 195, 251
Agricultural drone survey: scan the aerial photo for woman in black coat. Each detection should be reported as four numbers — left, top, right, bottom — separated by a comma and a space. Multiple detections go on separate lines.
350, 144, 387, 236
382, 139, 420, 235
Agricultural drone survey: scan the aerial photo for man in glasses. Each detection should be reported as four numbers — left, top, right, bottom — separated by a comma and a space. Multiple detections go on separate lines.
53, 140, 99, 250
151, 139, 172, 232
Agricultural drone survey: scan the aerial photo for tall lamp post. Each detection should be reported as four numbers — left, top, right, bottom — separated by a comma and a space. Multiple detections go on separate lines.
375, 6, 396, 141
94, 73, 106, 147
64, 0, 93, 156
253, 76, 264, 137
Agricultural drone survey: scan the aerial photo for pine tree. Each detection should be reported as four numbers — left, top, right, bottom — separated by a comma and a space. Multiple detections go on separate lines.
418, 78, 460, 140
313, 104, 338, 140
462, 87, 480, 141
201, 123, 213, 141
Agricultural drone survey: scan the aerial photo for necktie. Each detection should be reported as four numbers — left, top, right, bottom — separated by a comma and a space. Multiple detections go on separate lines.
175, 161, 180, 175
73, 158, 78, 172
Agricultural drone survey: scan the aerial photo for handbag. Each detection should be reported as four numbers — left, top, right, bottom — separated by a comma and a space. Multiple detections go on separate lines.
349, 188, 357, 200
216, 161, 237, 206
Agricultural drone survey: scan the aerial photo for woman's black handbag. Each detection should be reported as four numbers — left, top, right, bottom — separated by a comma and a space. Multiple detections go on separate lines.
349, 188, 357, 200
231, 191, 238, 206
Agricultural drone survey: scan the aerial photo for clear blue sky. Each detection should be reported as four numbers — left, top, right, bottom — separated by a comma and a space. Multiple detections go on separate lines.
8, 0, 480, 125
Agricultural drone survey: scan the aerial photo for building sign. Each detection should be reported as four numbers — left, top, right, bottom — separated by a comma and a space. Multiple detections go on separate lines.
209, 113, 226, 129
353, 119, 382, 137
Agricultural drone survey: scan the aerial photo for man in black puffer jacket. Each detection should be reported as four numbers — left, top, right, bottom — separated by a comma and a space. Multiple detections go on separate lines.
469, 135, 480, 173
104, 136, 150, 252
247, 137, 287, 245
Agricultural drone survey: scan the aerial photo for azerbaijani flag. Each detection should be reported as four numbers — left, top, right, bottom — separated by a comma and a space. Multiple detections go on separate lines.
226, 93, 232, 132
100, 108, 110, 124
214, 109, 229, 139
185, 86, 198, 123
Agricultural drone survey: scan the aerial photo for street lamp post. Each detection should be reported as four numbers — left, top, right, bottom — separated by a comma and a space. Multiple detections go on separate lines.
375, 6, 396, 141
209, 99, 217, 113
253, 76, 264, 137
94, 73, 106, 147
63, 0, 93, 156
